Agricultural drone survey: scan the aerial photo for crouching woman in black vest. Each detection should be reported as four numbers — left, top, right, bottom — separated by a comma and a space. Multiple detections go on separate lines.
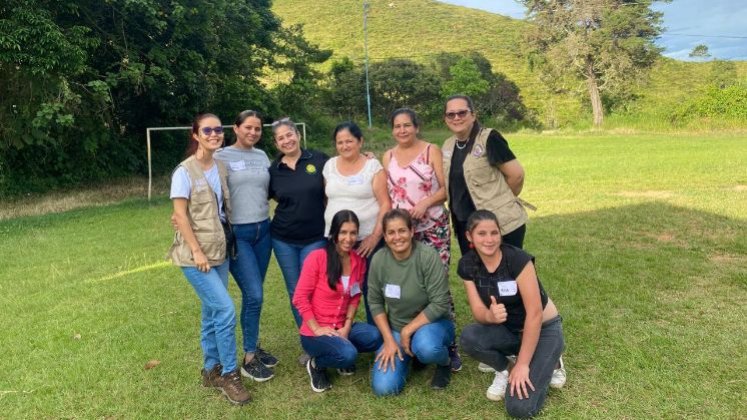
458, 210, 565, 418
168, 113, 250, 405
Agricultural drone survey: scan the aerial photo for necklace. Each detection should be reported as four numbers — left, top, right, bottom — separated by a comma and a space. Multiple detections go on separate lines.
455, 139, 469, 150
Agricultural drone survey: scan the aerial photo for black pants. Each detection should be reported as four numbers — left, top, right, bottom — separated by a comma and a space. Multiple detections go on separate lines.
461, 317, 564, 418
453, 218, 526, 256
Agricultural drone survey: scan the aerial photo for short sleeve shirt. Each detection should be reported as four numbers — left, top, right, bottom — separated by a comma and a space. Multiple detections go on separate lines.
448, 126, 517, 222
170, 164, 226, 222
323, 157, 383, 239
214, 146, 270, 224
458, 244, 547, 332
269, 149, 329, 244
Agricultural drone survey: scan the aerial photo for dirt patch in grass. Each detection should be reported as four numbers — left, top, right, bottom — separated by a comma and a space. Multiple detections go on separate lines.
733, 185, 747, 192
615, 190, 675, 199
709, 252, 746, 264
0, 176, 169, 221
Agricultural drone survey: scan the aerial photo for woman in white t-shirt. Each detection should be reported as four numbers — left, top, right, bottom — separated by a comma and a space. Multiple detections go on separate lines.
323, 121, 391, 322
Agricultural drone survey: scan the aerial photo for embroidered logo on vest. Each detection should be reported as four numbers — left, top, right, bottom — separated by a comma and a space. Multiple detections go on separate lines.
306, 163, 317, 174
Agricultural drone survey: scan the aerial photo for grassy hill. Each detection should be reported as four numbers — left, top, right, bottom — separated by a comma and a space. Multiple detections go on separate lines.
272, 0, 747, 128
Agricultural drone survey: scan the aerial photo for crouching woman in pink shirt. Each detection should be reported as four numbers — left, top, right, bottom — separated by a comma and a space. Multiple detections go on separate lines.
292, 210, 383, 392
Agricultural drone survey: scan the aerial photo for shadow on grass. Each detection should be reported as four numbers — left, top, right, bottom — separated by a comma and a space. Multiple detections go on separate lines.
0, 201, 745, 418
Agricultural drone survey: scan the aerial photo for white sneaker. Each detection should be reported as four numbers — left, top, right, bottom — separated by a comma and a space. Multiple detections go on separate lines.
550, 356, 566, 389
486, 370, 509, 401
477, 362, 496, 373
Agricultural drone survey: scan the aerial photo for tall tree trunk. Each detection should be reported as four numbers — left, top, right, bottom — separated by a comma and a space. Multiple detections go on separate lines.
586, 60, 604, 127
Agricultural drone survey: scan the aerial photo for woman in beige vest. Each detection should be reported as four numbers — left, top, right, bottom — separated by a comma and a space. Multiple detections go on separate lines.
168, 113, 250, 405
441, 95, 528, 254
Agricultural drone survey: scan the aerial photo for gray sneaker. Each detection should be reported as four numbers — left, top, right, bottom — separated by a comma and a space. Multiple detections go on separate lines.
297, 351, 311, 366
241, 356, 275, 382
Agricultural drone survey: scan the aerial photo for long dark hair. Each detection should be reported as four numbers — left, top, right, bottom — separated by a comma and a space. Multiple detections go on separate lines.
326, 210, 360, 290
185, 113, 220, 157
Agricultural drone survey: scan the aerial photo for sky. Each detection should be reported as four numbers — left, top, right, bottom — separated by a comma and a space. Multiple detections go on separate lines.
439, 0, 747, 61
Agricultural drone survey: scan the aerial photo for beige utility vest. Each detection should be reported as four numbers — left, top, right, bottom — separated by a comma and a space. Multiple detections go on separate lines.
167, 156, 232, 267
442, 127, 527, 235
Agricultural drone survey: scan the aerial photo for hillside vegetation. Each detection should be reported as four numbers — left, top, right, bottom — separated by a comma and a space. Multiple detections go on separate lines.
272, 0, 747, 128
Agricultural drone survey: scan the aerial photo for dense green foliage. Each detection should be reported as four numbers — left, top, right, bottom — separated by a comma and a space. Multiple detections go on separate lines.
0, 0, 328, 196
671, 83, 747, 123
322, 52, 531, 126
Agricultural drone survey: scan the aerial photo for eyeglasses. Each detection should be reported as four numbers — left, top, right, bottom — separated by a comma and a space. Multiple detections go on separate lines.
444, 109, 471, 120
271, 117, 291, 127
200, 126, 224, 135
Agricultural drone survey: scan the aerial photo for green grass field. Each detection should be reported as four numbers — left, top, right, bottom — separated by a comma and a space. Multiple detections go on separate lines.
1, 132, 745, 418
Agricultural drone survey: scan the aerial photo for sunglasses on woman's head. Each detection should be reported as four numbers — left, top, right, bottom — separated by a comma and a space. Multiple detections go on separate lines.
444, 110, 471, 120
271, 117, 291, 127
200, 126, 224, 135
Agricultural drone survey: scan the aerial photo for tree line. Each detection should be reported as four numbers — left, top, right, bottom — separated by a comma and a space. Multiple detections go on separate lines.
4, 0, 741, 197
1, 1, 533, 196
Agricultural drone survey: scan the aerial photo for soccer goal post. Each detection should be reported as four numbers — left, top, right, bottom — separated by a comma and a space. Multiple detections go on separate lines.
146, 122, 306, 201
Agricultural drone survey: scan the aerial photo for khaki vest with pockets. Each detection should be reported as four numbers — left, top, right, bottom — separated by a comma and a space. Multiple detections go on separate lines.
442, 127, 527, 235
167, 156, 232, 267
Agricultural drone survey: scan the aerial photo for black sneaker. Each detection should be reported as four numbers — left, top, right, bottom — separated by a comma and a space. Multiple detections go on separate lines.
430, 364, 451, 390
411, 357, 427, 372
448, 344, 463, 372
336, 366, 356, 376
256, 347, 279, 368
306, 358, 332, 393
241, 356, 274, 382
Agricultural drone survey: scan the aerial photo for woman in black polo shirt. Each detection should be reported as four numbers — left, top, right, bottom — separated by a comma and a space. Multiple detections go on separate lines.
458, 210, 565, 418
269, 118, 329, 365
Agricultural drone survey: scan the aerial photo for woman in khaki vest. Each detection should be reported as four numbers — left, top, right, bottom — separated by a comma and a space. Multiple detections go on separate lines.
441, 95, 529, 254
168, 113, 250, 405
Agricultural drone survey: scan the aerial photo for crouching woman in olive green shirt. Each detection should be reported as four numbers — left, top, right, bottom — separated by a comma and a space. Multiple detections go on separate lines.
368, 209, 454, 395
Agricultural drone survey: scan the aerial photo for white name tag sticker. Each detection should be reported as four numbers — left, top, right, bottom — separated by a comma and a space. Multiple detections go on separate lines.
384, 284, 401, 299
498, 280, 518, 297
350, 283, 361, 296
229, 160, 246, 171
347, 174, 365, 185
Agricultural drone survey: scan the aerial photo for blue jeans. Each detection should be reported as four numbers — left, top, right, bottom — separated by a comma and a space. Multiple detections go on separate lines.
271, 238, 326, 328
300, 323, 383, 369
181, 261, 237, 375
371, 318, 455, 396
229, 219, 272, 354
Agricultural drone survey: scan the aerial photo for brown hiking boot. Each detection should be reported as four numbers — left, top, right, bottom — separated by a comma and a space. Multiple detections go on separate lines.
215, 369, 251, 405
201, 364, 222, 388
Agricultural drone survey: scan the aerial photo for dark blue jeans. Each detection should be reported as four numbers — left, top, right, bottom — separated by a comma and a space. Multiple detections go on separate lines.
229, 219, 272, 354
460, 316, 565, 418
300, 323, 383, 369
271, 238, 326, 328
